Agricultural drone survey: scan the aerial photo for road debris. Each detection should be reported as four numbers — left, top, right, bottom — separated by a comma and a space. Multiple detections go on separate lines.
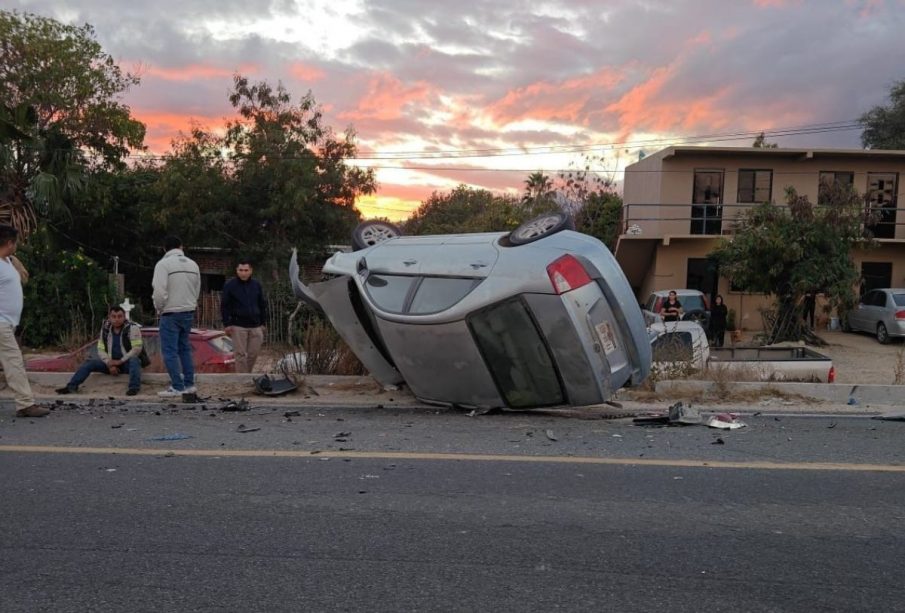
236, 424, 261, 433
706, 413, 746, 430
253, 374, 299, 397
148, 433, 193, 441
872, 412, 905, 422
633, 401, 702, 427
545, 429, 558, 441
221, 399, 250, 412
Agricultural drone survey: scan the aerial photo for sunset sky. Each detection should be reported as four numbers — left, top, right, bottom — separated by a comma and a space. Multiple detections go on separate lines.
10, 0, 905, 219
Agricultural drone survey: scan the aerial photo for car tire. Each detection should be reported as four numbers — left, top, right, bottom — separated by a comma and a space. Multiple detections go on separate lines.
508, 212, 574, 245
351, 220, 402, 251
877, 322, 890, 344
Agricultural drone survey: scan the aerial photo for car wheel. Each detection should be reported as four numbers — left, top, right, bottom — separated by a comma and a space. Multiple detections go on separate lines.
877, 322, 890, 344
508, 212, 574, 245
351, 220, 402, 251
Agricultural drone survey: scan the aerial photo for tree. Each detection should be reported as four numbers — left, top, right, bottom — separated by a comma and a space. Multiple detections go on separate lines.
752, 132, 778, 148
152, 76, 374, 272
860, 79, 905, 150
0, 11, 145, 236
574, 190, 623, 250
709, 184, 876, 344
404, 185, 525, 235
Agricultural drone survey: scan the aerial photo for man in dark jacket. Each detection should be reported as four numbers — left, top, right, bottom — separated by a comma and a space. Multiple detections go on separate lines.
221, 259, 268, 372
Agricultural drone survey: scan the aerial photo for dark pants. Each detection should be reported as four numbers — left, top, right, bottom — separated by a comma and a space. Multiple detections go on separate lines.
67, 357, 141, 391
160, 311, 195, 391
711, 328, 726, 348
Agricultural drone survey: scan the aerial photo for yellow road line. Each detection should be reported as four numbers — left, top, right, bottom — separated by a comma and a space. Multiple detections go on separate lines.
1, 445, 904, 473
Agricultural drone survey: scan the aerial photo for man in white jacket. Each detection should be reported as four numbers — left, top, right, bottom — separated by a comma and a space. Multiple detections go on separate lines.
152, 236, 201, 397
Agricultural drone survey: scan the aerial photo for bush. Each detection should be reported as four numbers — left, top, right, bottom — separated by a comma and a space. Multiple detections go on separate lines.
16, 227, 115, 348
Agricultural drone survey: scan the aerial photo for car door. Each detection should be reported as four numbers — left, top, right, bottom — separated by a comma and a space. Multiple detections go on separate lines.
851, 291, 874, 332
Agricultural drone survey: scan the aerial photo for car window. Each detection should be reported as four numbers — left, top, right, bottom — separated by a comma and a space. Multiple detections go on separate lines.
863, 291, 882, 307
469, 299, 563, 408
365, 274, 416, 313
680, 295, 706, 311
409, 277, 479, 314
208, 336, 233, 353
652, 332, 694, 362
893, 293, 905, 307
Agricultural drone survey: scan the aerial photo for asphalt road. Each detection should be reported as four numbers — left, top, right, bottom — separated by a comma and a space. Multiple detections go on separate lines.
2, 403, 905, 612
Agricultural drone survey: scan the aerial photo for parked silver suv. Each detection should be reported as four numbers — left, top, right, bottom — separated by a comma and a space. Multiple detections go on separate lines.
290, 214, 652, 410
844, 288, 905, 344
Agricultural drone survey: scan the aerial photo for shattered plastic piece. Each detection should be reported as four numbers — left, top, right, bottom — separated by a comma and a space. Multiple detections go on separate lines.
706, 413, 746, 430
148, 433, 193, 441
847, 397, 859, 406
254, 374, 298, 397
221, 399, 250, 412
236, 424, 261, 433
284, 410, 301, 418
545, 429, 558, 441
668, 402, 702, 425
712, 437, 725, 445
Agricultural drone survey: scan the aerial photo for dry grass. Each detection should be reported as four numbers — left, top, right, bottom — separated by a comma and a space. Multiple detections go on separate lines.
281, 318, 367, 376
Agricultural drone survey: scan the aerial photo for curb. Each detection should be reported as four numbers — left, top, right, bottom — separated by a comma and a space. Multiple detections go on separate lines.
655, 380, 903, 408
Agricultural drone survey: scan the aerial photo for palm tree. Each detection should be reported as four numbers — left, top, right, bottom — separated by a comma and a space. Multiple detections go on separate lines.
523, 171, 555, 204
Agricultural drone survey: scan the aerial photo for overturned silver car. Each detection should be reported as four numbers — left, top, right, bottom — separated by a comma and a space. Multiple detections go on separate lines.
290, 213, 651, 410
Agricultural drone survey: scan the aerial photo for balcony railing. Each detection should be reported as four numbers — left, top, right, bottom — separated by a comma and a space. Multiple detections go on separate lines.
621, 202, 905, 240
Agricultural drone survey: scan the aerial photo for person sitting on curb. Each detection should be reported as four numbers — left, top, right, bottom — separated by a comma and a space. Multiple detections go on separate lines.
56, 305, 145, 396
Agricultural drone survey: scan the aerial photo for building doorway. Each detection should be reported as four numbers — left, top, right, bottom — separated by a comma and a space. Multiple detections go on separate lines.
860, 262, 892, 295
687, 257, 720, 305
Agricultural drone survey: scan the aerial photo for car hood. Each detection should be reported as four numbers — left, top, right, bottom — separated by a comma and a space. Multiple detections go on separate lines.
323, 233, 504, 278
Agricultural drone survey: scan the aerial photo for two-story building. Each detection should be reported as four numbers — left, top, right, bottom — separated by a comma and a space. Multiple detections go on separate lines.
617, 146, 905, 330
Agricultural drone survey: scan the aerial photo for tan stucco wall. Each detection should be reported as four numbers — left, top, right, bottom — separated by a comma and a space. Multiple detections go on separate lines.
625, 150, 905, 240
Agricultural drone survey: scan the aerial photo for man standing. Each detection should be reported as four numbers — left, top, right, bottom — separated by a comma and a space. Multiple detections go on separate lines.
56, 305, 144, 396
152, 236, 200, 397
221, 259, 268, 373
0, 224, 49, 417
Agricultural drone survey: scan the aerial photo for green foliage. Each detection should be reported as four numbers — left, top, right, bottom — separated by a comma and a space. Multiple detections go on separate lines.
0, 10, 145, 236
151, 76, 372, 273
15, 226, 116, 347
752, 132, 778, 148
709, 185, 875, 342
860, 79, 905, 150
573, 190, 623, 250
403, 185, 525, 234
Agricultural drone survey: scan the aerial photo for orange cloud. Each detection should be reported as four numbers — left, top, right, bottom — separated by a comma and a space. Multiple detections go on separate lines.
131, 109, 224, 152
289, 62, 327, 81
339, 72, 435, 122
142, 63, 259, 82
488, 67, 626, 126
356, 193, 422, 221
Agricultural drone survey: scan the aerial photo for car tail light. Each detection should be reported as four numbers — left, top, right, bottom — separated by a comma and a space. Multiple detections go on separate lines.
895, 310, 905, 320
547, 255, 593, 294
828, 366, 836, 383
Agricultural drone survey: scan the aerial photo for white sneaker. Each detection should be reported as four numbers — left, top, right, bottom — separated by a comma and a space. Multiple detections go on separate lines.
183, 385, 198, 394
157, 387, 184, 397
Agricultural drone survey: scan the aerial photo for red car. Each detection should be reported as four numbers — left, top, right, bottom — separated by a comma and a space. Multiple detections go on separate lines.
26, 328, 236, 373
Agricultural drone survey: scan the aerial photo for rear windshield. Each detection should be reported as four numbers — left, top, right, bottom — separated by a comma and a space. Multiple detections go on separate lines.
652, 332, 694, 362
469, 299, 563, 408
679, 295, 707, 311
893, 293, 905, 307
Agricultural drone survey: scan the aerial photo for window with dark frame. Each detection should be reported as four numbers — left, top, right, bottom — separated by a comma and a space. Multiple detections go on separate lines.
737, 169, 773, 203
866, 172, 898, 239
691, 169, 724, 235
818, 171, 854, 205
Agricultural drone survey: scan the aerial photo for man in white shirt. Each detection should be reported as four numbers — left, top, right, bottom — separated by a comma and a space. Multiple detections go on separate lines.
0, 224, 49, 417
152, 236, 200, 397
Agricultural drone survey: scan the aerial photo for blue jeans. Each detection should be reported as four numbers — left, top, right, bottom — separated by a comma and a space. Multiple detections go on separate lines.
67, 357, 142, 391
159, 311, 195, 391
